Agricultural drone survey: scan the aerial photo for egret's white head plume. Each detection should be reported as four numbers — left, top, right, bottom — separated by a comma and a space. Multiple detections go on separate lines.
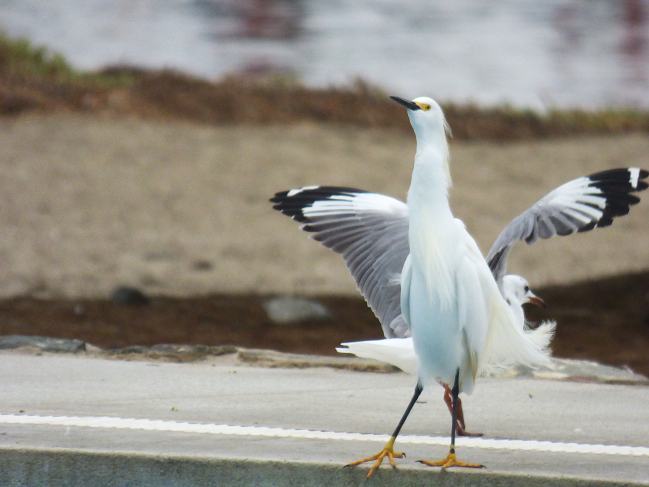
390, 95, 451, 185
390, 96, 449, 137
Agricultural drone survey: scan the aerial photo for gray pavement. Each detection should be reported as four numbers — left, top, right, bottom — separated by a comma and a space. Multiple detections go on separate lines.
0, 350, 648, 486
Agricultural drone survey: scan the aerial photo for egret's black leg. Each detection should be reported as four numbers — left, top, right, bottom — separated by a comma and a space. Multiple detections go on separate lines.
391, 380, 423, 439
418, 369, 484, 469
450, 369, 460, 453
345, 381, 423, 478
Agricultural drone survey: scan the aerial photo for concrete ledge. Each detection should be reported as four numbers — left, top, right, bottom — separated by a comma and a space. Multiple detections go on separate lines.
1, 447, 645, 487
1, 353, 647, 485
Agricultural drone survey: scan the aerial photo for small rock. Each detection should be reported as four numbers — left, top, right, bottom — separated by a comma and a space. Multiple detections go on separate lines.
111, 345, 150, 354
0, 335, 86, 353
192, 260, 213, 271
111, 286, 149, 306
262, 296, 332, 325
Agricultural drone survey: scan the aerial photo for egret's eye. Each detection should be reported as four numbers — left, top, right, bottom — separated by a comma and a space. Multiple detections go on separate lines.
524, 286, 530, 292
415, 102, 431, 111
506, 299, 511, 306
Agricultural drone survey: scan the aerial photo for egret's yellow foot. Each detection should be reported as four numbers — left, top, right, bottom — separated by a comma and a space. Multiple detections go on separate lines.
418, 452, 484, 469
345, 437, 404, 478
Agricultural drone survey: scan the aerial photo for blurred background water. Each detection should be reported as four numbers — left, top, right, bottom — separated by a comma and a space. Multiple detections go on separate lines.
1, 0, 648, 109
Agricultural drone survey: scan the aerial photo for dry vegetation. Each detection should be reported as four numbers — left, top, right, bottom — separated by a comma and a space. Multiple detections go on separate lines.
2, 32, 649, 141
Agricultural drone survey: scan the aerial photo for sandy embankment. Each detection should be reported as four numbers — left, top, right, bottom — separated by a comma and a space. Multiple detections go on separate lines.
1, 115, 648, 299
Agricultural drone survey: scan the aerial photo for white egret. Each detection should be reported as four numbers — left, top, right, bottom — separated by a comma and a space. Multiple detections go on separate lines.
271, 95, 648, 476
383, 95, 549, 469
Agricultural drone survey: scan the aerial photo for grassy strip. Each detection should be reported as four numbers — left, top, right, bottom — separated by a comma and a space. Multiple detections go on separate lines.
2, 32, 649, 140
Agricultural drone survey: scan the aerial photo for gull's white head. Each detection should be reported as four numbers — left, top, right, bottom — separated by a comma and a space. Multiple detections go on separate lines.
502, 275, 546, 309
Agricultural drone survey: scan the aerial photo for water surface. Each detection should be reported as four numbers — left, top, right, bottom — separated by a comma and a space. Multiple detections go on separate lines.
2, 0, 649, 109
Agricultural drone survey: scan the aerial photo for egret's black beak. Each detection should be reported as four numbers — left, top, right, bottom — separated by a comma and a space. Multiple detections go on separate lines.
390, 96, 421, 110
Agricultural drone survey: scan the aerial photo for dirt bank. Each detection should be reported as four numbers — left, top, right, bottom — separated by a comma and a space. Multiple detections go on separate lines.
1, 270, 647, 376
0, 115, 647, 299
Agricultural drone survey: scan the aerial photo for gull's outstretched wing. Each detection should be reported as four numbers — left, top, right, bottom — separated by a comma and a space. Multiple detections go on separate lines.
486, 168, 649, 286
271, 186, 410, 338
272, 169, 647, 337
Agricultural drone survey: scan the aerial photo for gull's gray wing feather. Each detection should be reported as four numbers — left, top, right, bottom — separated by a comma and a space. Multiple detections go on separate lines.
271, 186, 410, 338
486, 168, 649, 286
271, 169, 648, 338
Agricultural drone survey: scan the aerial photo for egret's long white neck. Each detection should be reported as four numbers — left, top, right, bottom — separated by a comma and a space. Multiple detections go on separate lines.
408, 148, 451, 214
407, 114, 453, 227
406, 114, 455, 305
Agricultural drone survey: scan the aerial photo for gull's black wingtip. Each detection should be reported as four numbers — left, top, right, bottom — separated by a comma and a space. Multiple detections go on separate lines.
588, 167, 649, 192
582, 167, 649, 230
271, 186, 370, 223
269, 190, 288, 204
637, 168, 649, 191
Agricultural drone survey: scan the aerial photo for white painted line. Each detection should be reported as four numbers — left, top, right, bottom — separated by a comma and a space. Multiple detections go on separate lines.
1, 414, 647, 457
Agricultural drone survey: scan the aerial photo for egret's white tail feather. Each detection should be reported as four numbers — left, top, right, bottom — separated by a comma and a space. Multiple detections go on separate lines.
478, 298, 555, 377
337, 338, 417, 375
337, 318, 555, 378
525, 320, 556, 354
